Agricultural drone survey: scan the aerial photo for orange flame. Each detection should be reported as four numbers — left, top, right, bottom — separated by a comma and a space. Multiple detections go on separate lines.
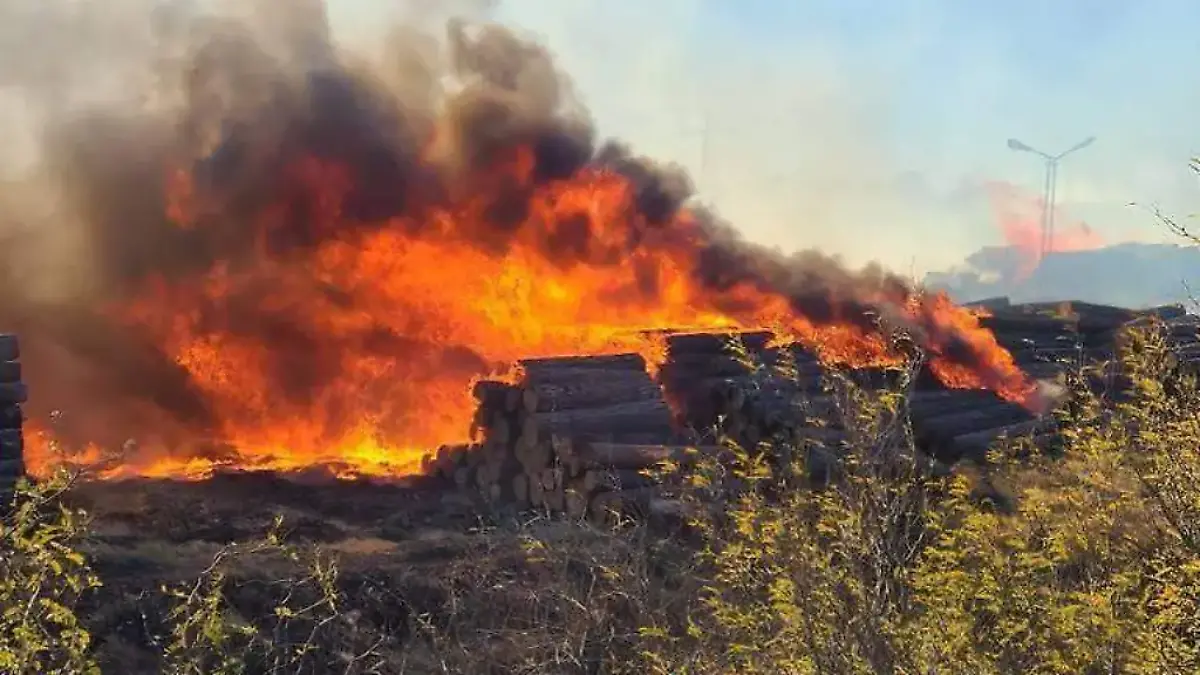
25, 153, 1035, 481
986, 180, 1106, 280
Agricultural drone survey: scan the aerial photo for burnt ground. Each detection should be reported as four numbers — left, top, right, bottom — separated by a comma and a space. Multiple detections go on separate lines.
61, 473, 684, 674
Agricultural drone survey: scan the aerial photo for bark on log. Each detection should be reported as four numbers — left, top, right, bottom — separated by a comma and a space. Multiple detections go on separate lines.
0, 405, 22, 430
564, 442, 711, 474
471, 380, 521, 411
0, 335, 17, 362
0, 458, 23, 478
529, 477, 544, 507
666, 330, 775, 355
0, 430, 21, 462
582, 467, 658, 492
913, 403, 1033, 442
945, 417, 1059, 463
526, 400, 675, 441
0, 361, 20, 383
565, 487, 589, 520
0, 383, 27, 404
520, 353, 647, 373
521, 376, 664, 413
589, 487, 687, 526
513, 474, 529, 506
541, 487, 563, 512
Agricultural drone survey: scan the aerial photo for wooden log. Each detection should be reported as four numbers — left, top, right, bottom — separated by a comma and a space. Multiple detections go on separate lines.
0, 405, 20, 431
540, 467, 563, 492
913, 403, 1034, 444
0, 383, 27, 405
666, 330, 775, 355
0, 335, 17, 362
660, 354, 769, 379
582, 467, 658, 492
0, 458, 23, 479
520, 353, 647, 373
512, 473, 529, 506
588, 487, 687, 526
526, 399, 675, 441
471, 380, 521, 412
521, 376, 664, 413
564, 486, 589, 520
565, 442, 709, 474
529, 476, 545, 507
0, 361, 20, 383
544, 487, 565, 512
946, 417, 1059, 463
453, 465, 474, 490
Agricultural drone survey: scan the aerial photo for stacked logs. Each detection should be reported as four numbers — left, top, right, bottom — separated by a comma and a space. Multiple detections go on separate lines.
435, 300, 1197, 521
431, 353, 694, 524
656, 330, 857, 480
0, 334, 23, 506
910, 299, 1192, 461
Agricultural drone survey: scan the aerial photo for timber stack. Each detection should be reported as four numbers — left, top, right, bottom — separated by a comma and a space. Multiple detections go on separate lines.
429, 353, 694, 524
433, 299, 1197, 523
0, 334, 24, 507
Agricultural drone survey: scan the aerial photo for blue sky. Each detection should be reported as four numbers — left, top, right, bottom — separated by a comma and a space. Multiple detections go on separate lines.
326, 1, 1200, 272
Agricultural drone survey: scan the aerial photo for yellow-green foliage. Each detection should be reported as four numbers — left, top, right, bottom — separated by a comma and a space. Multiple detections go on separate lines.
0, 471, 102, 675
640, 322, 1200, 674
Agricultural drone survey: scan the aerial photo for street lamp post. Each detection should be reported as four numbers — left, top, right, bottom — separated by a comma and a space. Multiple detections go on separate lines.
1006, 136, 1096, 260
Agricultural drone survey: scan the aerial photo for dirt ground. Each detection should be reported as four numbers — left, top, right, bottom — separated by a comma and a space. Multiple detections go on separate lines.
63, 473, 678, 673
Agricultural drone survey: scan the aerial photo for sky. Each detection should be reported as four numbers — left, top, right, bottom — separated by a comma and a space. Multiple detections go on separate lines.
8, 0, 1200, 277
330, 0, 1194, 277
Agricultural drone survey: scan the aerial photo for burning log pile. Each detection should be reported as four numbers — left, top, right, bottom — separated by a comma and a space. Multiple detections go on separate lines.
0, 334, 24, 505
431, 299, 1197, 523
430, 354, 695, 524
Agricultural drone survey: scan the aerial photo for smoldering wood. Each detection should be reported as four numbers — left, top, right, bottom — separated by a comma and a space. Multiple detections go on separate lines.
470, 379, 521, 409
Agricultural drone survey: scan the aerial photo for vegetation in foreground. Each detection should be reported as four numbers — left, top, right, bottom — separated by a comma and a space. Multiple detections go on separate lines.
4, 321, 1200, 674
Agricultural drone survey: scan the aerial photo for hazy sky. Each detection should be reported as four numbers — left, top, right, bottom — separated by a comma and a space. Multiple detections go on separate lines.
105, 2, 1200, 273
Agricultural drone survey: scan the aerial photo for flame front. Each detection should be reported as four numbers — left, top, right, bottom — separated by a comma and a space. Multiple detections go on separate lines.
26, 153, 1032, 481
16, 18, 1035, 481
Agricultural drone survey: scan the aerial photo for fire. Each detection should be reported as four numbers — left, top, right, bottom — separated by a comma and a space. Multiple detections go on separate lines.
986, 180, 1106, 280
15, 17, 1037, 482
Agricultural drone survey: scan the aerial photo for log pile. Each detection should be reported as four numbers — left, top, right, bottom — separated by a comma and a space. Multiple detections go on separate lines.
429, 354, 695, 524
435, 299, 1196, 522
0, 334, 24, 507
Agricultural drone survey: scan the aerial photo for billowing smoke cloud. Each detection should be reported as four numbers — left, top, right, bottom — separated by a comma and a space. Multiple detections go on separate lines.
0, 1, 1022, 467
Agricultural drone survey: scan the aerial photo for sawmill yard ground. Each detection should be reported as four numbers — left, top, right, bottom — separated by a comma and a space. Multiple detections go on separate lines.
60, 472, 692, 673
